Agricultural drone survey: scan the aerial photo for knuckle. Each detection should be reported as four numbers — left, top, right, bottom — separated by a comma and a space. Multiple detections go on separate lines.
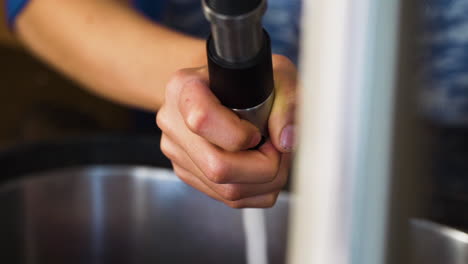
159, 138, 174, 160
186, 107, 210, 134
166, 69, 193, 98
173, 166, 187, 181
155, 109, 167, 131
220, 185, 243, 201
170, 69, 191, 86
173, 166, 183, 177
204, 154, 230, 184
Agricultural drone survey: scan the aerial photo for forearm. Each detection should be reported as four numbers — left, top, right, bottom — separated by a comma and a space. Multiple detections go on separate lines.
16, 0, 206, 111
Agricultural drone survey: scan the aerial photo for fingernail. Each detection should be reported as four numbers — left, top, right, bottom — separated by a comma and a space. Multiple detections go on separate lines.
280, 125, 295, 151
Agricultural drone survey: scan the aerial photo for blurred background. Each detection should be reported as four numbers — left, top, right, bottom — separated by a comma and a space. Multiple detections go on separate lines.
0, 2, 141, 149
1, 0, 464, 229
0, 0, 467, 263
418, 0, 468, 229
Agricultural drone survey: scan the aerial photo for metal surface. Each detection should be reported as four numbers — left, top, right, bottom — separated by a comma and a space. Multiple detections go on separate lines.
202, 0, 266, 63
411, 219, 468, 264
289, 0, 415, 264
233, 91, 275, 135
288, 0, 403, 263
0, 166, 289, 264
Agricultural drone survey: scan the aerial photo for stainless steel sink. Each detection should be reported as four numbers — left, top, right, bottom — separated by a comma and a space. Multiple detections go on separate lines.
411, 219, 468, 264
0, 166, 289, 264
0, 161, 466, 264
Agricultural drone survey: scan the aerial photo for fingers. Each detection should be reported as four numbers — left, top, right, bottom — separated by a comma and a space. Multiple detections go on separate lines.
189, 140, 281, 185
157, 59, 297, 209
173, 164, 281, 209
158, 108, 281, 184
178, 78, 262, 152
269, 55, 298, 153
161, 134, 289, 201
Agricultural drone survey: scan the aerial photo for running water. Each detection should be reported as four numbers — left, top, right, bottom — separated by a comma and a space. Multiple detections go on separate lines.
242, 209, 268, 264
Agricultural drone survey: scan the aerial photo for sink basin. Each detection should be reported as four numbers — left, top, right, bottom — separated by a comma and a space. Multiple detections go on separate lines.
1, 137, 465, 264
411, 219, 468, 264
0, 166, 289, 264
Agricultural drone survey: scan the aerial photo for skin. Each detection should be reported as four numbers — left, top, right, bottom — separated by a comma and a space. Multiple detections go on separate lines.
14, 0, 298, 208
157, 55, 297, 208
16, 0, 205, 111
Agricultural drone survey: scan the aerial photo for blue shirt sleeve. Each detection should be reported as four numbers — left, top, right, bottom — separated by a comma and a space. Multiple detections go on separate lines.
132, 0, 165, 21
5, 0, 30, 30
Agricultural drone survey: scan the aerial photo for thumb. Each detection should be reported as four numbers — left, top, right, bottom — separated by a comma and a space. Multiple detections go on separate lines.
268, 56, 297, 153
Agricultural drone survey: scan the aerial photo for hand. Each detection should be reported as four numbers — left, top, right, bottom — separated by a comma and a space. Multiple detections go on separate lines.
156, 55, 297, 208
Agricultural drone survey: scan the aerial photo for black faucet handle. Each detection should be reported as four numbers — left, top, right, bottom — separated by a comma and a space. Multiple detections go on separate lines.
205, 0, 262, 16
